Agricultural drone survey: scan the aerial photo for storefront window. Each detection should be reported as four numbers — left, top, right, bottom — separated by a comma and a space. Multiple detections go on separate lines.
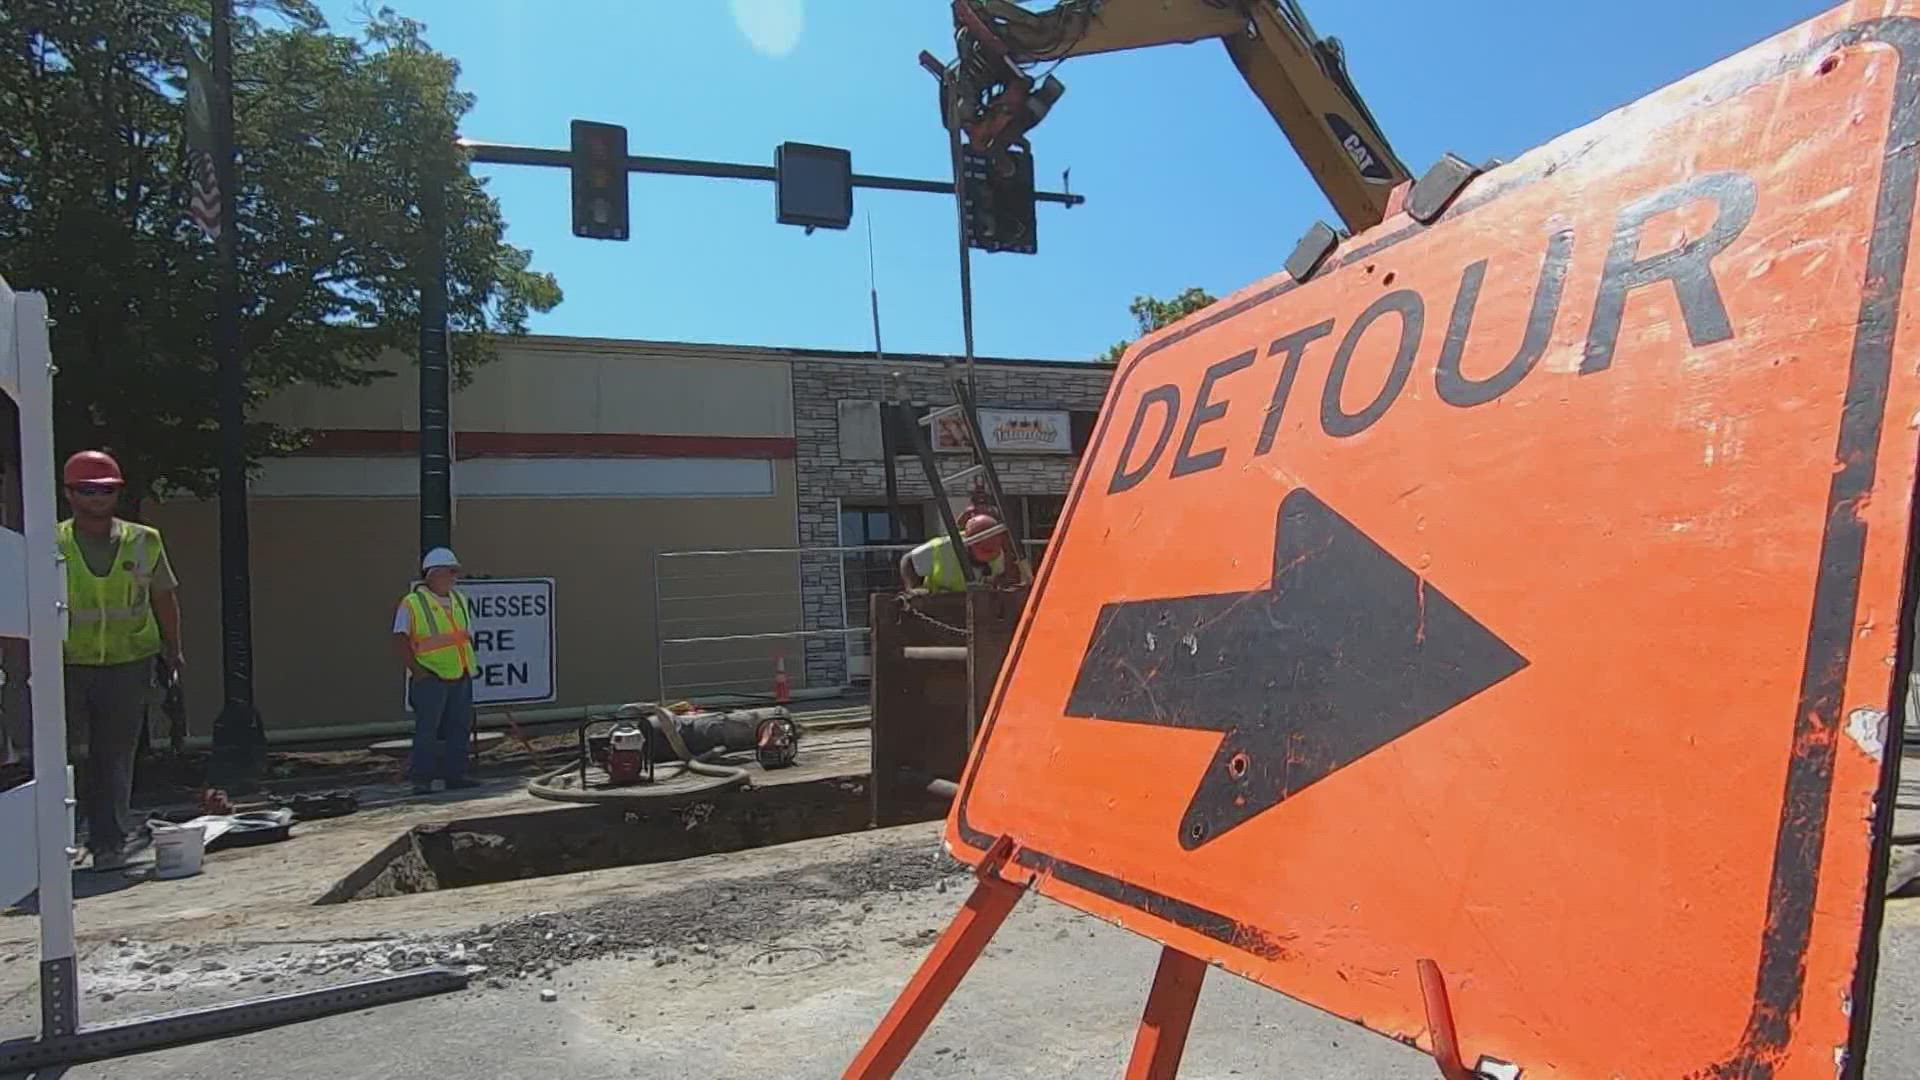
840, 506, 909, 548
1016, 494, 1065, 566
1023, 495, 1065, 541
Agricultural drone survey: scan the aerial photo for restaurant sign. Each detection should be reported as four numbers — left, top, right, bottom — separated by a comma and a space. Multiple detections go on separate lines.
932, 408, 1072, 455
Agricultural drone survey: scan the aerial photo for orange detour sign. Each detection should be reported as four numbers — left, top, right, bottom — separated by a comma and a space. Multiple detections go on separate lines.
845, 4, 1917, 1079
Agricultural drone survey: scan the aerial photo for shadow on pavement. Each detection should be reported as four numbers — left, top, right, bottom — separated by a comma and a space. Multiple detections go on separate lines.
6, 866, 146, 916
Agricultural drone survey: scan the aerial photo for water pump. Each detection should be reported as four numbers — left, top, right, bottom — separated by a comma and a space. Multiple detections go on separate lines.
604, 720, 653, 786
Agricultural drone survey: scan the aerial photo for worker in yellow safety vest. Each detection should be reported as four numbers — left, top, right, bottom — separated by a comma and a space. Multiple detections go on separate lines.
391, 547, 480, 795
898, 512, 1016, 593
56, 449, 184, 871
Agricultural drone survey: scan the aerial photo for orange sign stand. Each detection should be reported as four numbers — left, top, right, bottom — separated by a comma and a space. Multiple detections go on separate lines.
847, 3, 1917, 1077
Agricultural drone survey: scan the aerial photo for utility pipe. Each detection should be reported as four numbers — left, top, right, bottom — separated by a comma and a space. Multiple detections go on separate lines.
897, 767, 958, 801
175, 686, 851, 750
902, 646, 969, 662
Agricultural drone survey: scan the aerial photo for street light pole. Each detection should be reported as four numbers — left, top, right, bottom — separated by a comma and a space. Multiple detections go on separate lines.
208, 0, 264, 780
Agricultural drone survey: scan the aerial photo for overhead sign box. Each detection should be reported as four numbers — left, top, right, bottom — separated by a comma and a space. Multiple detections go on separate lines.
775, 141, 853, 231
402, 577, 555, 707
946, 6, 1912, 1076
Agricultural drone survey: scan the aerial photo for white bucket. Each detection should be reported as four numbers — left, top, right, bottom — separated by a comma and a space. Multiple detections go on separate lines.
150, 823, 206, 880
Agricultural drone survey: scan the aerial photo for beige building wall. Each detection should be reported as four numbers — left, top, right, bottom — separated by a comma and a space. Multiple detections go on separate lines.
147, 336, 803, 739
258, 336, 794, 438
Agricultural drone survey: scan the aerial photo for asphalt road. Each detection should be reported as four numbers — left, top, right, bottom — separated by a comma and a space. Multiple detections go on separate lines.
8, 843, 1918, 1079
3, 738, 1915, 1079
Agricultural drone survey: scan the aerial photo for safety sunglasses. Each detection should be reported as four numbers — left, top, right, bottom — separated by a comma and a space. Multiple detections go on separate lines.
67, 483, 120, 497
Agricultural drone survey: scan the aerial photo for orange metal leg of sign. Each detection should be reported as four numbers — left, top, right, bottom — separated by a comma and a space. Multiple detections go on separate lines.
842, 837, 1025, 1080
1417, 959, 1475, 1080
1124, 946, 1209, 1080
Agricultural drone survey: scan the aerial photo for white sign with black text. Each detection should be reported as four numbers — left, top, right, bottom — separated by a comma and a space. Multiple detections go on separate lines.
400, 576, 555, 707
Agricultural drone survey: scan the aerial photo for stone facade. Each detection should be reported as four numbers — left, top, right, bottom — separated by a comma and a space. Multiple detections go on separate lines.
789, 351, 1113, 687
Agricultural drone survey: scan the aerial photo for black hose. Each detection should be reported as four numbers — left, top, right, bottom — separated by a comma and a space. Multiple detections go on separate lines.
526, 757, 748, 803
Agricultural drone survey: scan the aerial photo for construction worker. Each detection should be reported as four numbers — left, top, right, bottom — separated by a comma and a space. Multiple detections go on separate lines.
899, 512, 1016, 593
57, 450, 182, 871
391, 547, 480, 795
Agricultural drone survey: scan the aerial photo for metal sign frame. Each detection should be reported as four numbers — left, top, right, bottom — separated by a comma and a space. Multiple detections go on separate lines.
0, 278, 468, 1073
0, 276, 81, 1039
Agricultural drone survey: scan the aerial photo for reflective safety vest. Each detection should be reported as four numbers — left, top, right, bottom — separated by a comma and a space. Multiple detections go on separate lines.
921, 536, 1006, 593
402, 587, 478, 679
57, 519, 165, 666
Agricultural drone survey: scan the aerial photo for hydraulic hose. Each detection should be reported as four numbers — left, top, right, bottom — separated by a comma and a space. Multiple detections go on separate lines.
524, 702, 750, 804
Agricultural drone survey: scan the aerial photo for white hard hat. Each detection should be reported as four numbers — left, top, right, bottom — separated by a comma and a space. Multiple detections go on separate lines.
421, 546, 462, 572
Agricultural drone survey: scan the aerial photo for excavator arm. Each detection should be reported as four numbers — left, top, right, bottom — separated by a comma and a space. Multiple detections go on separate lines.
941, 0, 1410, 234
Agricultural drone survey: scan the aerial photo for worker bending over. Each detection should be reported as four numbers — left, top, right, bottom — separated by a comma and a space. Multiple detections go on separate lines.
58, 450, 183, 871
392, 547, 480, 795
899, 512, 1017, 593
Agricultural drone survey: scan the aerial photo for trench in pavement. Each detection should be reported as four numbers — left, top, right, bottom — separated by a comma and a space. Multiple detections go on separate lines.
315, 773, 933, 903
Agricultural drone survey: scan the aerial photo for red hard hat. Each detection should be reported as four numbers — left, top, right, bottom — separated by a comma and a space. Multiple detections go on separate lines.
963, 513, 999, 537
63, 450, 125, 488
963, 513, 1004, 554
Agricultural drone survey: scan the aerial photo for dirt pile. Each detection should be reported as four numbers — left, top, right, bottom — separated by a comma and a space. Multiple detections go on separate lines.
58, 827, 970, 1009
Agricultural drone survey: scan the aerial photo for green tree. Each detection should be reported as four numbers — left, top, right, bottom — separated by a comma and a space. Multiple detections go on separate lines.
1099, 287, 1217, 363
0, 1, 562, 498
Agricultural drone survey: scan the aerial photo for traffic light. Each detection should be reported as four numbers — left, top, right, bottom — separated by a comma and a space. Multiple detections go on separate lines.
570, 120, 629, 241
962, 143, 1038, 255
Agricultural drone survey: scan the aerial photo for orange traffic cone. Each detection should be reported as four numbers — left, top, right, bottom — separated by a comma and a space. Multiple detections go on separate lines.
774, 655, 791, 705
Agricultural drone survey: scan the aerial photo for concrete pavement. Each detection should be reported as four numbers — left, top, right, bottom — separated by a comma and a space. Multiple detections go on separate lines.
1, 731, 1915, 1079
1, 816, 1916, 1078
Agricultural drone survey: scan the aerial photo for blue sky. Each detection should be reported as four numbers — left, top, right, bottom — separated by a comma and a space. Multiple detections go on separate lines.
314, 0, 1832, 361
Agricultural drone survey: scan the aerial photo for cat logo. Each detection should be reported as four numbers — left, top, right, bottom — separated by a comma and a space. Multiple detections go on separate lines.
1325, 113, 1393, 182
1343, 133, 1374, 171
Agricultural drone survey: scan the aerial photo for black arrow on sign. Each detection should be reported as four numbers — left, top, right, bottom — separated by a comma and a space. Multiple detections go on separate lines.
1064, 487, 1528, 850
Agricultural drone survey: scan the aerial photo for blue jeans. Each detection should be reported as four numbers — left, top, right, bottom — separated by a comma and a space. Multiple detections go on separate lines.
407, 674, 474, 784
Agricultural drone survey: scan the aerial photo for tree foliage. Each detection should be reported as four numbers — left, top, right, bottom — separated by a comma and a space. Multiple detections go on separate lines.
0, 0, 562, 497
1099, 287, 1217, 363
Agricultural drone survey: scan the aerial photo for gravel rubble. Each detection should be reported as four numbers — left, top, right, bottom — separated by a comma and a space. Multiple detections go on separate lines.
432, 843, 969, 981
76, 840, 969, 996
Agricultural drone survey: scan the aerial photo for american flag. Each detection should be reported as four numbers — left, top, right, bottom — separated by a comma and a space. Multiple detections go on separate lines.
183, 50, 222, 242
187, 146, 221, 242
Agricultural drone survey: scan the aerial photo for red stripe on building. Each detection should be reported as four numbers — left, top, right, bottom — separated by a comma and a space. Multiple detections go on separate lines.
302, 430, 796, 460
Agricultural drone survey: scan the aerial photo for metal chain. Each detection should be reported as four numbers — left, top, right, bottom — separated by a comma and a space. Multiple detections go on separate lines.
898, 597, 971, 638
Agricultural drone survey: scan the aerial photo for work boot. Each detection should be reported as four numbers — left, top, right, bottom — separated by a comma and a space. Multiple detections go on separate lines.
87, 847, 129, 872
443, 778, 481, 791
411, 781, 435, 796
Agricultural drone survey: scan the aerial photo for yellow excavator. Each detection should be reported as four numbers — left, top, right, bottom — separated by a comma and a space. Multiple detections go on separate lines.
931, 0, 1412, 235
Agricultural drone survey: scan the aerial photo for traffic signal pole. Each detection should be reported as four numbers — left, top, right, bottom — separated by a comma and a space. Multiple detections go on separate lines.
940, 91, 980, 397
454, 139, 1084, 204
413, 136, 1084, 557
417, 154, 452, 558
